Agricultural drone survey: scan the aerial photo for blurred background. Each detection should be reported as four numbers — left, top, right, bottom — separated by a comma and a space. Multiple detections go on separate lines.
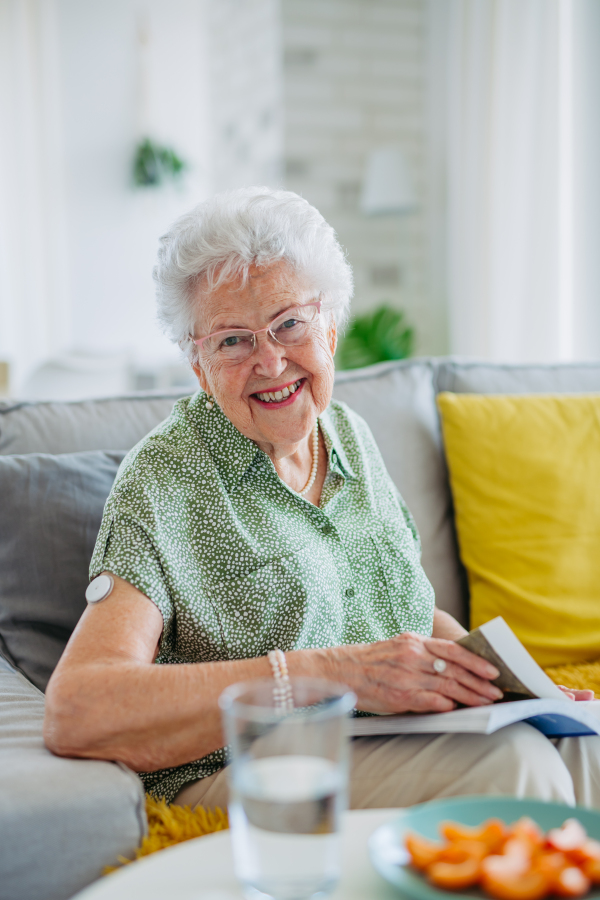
0, 0, 598, 399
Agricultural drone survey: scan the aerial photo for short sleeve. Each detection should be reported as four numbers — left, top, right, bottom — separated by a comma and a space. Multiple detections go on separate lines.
89, 504, 175, 641
394, 486, 422, 558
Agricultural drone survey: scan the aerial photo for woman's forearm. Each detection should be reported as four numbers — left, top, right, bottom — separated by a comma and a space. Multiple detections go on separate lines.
44, 655, 260, 770
44, 646, 337, 772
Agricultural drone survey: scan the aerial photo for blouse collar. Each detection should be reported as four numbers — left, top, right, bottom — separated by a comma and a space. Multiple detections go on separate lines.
189, 391, 357, 492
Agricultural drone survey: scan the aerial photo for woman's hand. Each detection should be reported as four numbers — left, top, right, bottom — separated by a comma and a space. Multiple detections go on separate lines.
320, 632, 504, 715
557, 685, 595, 701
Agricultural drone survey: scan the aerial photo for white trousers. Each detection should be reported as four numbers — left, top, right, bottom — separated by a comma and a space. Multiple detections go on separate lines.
173, 725, 600, 811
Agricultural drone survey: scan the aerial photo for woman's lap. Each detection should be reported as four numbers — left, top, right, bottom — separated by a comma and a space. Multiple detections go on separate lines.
173, 726, 600, 811
349, 725, 575, 808
553, 734, 600, 807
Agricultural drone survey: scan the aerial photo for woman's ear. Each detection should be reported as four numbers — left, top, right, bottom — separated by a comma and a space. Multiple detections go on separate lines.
191, 359, 211, 394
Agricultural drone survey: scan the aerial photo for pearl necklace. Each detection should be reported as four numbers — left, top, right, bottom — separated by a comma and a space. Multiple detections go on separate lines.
298, 422, 320, 497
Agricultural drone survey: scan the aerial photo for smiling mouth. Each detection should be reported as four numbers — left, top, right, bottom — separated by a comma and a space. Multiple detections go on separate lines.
252, 378, 304, 404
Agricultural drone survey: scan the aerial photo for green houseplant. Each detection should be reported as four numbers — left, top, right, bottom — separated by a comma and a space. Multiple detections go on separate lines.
336, 304, 414, 370
133, 138, 186, 187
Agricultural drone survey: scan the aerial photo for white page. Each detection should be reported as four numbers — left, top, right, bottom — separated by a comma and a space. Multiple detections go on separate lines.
350, 700, 600, 737
487, 699, 600, 733
350, 706, 494, 735
479, 617, 565, 700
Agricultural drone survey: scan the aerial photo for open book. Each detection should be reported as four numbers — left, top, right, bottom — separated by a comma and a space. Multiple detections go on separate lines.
350, 617, 600, 738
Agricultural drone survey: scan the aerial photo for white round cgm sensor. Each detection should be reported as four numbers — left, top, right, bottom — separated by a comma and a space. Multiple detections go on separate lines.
85, 574, 114, 604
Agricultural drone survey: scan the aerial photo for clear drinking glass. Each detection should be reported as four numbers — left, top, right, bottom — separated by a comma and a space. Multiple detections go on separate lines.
220, 677, 356, 900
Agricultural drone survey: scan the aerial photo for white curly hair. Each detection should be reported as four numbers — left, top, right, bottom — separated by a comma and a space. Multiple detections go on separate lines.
153, 186, 354, 361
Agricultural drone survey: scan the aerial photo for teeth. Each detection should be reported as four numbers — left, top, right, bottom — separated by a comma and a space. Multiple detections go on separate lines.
256, 380, 302, 402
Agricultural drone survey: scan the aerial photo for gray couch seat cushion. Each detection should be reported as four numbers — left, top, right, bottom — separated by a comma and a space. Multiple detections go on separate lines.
0, 390, 189, 456
0, 656, 145, 900
0, 451, 125, 691
334, 360, 467, 625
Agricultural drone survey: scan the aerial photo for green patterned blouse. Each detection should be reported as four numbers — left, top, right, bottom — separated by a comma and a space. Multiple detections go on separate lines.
90, 391, 435, 802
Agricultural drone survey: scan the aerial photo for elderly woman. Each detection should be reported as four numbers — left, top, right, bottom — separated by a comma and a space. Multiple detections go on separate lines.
45, 187, 598, 810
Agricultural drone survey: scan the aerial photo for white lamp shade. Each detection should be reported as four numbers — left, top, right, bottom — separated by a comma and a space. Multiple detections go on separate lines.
360, 147, 416, 215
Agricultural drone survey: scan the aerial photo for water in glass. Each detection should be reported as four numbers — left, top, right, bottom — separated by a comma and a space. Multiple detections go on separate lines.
230, 754, 345, 900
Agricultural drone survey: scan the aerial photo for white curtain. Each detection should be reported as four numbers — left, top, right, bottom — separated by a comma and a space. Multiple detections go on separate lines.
431, 0, 600, 363
0, 0, 71, 393
572, 0, 600, 360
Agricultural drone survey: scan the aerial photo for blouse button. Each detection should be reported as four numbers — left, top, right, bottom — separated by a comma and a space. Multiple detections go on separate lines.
322, 523, 333, 535
345, 587, 355, 598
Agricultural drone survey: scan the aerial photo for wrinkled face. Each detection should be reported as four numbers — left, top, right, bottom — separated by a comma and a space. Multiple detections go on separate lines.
191, 262, 337, 452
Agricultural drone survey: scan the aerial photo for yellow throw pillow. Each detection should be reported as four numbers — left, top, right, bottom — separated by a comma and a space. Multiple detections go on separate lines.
437, 392, 600, 668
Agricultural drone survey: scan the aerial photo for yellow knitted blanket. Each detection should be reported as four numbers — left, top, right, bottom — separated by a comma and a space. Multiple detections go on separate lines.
544, 661, 600, 695
106, 796, 229, 872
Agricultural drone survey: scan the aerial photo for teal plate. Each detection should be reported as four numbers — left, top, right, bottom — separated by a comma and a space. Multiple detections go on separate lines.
369, 796, 600, 900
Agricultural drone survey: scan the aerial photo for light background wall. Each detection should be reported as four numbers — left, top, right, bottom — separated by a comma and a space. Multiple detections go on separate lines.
208, 0, 439, 353
57, 0, 210, 369
1, 0, 599, 398
1, 0, 440, 396
0, 0, 212, 396
209, 0, 283, 193
280, 0, 444, 355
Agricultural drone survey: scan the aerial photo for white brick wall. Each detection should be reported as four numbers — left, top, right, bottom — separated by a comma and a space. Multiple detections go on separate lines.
281, 0, 443, 354
208, 0, 447, 355
209, 0, 284, 191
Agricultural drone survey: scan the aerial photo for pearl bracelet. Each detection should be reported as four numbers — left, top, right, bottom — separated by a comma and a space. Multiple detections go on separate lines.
268, 648, 294, 712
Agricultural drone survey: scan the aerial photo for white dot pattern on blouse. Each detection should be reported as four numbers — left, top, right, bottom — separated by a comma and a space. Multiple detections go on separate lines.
90, 393, 435, 803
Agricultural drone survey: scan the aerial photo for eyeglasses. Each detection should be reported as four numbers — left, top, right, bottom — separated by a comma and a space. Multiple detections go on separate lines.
191, 299, 323, 366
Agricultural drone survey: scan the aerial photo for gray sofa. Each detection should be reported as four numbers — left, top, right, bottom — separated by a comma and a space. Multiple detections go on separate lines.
2, 356, 600, 900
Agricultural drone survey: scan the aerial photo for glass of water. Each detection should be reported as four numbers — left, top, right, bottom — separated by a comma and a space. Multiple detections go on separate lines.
220, 677, 356, 900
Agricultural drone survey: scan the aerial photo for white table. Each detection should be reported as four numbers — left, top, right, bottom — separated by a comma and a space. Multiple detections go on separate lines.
72, 809, 401, 900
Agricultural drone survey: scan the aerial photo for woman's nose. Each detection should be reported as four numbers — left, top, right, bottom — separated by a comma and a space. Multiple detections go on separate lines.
251, 331, 288, 377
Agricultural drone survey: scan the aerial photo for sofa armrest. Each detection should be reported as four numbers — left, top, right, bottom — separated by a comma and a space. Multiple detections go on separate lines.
0, 656, 146, 900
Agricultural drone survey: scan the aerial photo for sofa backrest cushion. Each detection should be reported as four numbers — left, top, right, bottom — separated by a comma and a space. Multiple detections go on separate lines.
333, 361, 466, 624
0, 451, 125, 691
0, 391, 188, 456
436, 360, 600, 394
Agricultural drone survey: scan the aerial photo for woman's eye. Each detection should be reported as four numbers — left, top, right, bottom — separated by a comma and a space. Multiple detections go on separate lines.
280, 318, 299, 330
222, 335, 241, 348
